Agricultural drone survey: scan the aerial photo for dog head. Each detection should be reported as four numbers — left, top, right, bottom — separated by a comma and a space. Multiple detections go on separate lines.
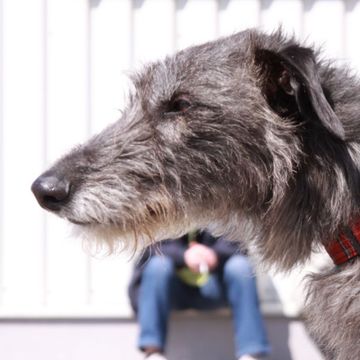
32, 29, 355, 263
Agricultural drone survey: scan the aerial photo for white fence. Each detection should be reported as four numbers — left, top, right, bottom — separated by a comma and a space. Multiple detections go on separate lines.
0, 0, 359, 318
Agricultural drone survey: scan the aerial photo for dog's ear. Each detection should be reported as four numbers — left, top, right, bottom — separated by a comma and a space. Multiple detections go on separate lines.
254, 45, 345, 141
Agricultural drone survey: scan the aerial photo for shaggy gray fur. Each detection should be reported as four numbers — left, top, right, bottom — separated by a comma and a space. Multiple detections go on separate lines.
32, 29, 360, 359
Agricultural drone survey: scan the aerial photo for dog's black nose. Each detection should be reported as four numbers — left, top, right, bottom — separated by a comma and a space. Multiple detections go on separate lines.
31, 174, 71, 211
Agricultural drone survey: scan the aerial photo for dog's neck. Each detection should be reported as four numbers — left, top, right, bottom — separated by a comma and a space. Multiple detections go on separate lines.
325, 220, 360, 265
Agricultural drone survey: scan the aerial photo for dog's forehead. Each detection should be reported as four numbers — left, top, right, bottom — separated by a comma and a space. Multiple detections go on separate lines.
131, 60, 178, 102
132, 36, 250, 104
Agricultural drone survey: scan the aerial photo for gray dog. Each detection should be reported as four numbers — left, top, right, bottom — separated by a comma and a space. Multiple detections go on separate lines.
31, 29, 360, 359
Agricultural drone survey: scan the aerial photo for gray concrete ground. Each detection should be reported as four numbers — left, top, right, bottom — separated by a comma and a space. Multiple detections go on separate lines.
0, 315, 324, 360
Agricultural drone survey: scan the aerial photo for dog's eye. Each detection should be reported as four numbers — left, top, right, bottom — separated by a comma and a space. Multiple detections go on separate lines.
167, 96, 192, 114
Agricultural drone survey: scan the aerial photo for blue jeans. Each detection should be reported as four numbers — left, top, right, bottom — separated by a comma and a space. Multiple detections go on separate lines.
137, 255, 270, 358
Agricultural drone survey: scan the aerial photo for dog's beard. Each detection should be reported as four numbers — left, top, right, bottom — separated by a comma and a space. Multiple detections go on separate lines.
60, 183, 246, 255
68, 205, 214, 256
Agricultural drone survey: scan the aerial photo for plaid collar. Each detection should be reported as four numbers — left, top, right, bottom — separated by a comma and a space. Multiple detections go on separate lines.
325, 219, 360, 265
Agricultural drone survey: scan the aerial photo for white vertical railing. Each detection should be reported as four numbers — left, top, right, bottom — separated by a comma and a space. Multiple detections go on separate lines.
303, 0, 346, 59
2, 0, 47, 311
218, 0, 260, 36
345, 0, 360, 71
176, 0, 218, 48
133, 0, 175, 64
89, 0, 134, 315
45, 0, 91, 310
0, 0, 4, 308
260, 0, 303, 35
0, 0, 359, 318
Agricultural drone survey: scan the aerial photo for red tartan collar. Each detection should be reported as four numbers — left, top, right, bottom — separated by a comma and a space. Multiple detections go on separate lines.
325, 219, 360, 265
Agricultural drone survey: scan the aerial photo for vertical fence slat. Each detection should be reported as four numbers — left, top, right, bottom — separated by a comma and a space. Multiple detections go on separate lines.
176, 0, 218, 50
303, 0, 345, 59
218, 0, 260, 36
345, 0, 360, 72
89, 0, 133, 315
45, 0, 90, 310
132, 0, 175, 65
90, 0, 132, 134
260, 0, 303, 35
2, 0, 46, 309
0, 0, 4, 307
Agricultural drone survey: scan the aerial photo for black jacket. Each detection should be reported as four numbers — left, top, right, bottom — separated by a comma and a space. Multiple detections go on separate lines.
128, 231, 244, 312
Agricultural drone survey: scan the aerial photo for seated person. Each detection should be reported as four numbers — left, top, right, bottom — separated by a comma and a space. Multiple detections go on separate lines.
128, 230, 270, 360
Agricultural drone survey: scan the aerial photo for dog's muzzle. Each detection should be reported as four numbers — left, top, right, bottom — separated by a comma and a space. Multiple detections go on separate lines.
31, 173, 71, 212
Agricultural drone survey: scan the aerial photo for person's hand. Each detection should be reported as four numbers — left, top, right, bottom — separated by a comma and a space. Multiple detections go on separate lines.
184, 243, 218, 273
184, 245, 203, 273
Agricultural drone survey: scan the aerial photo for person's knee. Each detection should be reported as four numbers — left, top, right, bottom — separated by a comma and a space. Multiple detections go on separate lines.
224, 255, 254, 280
143, 255, 175, 280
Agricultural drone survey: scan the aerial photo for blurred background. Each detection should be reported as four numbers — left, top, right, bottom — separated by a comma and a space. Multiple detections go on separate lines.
0, 0, 359, 359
